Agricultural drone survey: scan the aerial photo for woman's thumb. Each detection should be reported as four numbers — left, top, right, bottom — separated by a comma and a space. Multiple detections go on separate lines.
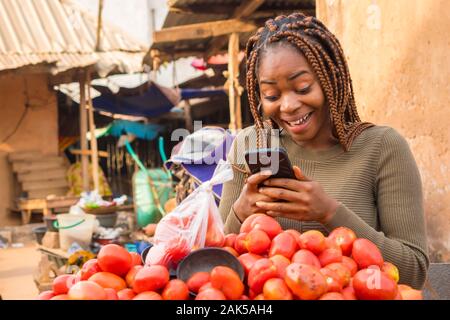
293, 165, 309, 181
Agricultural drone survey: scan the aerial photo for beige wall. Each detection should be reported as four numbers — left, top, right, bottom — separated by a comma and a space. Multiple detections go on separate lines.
0, 73, 58, 226
317, 0, 450, 261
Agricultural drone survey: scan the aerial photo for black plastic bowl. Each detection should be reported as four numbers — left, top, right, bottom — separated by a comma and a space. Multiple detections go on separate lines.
176, 247, 245, 284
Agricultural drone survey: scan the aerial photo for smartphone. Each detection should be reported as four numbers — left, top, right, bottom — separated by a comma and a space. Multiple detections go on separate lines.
244, 147, 296, 180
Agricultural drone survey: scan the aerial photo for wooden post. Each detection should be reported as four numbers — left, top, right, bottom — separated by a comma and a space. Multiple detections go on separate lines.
184, 100, 193, 132
86, 71, 100, 192
95, 0, 104, 51
228, 32, 242, 132
79, 73, 89, 192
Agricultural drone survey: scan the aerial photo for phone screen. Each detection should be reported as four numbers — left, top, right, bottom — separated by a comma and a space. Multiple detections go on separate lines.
244, 147, 296, 180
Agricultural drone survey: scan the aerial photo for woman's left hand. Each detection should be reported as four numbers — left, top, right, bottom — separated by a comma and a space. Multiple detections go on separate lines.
255, 166, 339, 225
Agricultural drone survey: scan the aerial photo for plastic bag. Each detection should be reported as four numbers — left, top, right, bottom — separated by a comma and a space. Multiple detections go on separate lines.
145, 160, 233, 269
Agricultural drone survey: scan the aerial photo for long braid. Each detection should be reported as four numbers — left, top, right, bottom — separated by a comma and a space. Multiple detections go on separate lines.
245, 13, 373, 151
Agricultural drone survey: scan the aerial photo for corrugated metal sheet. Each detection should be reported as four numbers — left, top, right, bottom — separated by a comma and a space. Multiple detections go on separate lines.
0, 0, 147, 74
148, 0, 315, 64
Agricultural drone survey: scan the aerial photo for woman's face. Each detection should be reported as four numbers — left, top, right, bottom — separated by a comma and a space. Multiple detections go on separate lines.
257, 44, 335, 149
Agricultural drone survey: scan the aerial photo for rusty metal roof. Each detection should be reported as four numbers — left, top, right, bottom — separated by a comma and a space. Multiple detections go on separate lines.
0, 0, 148, 75
146, 0, 315, 65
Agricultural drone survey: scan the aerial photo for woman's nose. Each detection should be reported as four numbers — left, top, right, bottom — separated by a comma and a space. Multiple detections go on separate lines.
280, 93, 301, 113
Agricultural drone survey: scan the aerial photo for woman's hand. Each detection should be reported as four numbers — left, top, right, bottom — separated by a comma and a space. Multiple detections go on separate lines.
255, 166, 339, 225
232, 170, 276, 222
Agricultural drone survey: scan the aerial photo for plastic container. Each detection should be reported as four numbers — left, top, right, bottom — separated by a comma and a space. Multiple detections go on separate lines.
43, 215, 58, 232
32, 226, 47, 245
93, 212, 117, 228
55, 214, 97, 251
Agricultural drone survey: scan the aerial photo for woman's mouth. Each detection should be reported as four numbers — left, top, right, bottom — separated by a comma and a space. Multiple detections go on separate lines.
283, 111, 314, 133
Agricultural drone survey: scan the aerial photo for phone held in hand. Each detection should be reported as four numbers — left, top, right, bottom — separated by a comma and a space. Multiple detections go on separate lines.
244, 147, 296, 180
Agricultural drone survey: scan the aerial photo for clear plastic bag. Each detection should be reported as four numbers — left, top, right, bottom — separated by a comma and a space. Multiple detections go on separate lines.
145, 160, 233, 269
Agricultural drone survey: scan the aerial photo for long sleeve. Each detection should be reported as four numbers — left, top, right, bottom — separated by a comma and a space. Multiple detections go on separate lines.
219, 136, 247, 234
324, 128, 429, 289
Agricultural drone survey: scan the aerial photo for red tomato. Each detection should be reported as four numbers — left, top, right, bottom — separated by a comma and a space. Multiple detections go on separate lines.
353, 268, 398, 300
238, 253, 263, 277
269, 232, 298, 259
285, 263, 328, 300
68, 281, 107, 300
299, 230, 327, 255
318, 247, 343, 267
291, 249, 321, 268
133, 265, 170, 293
224, 233, 237, 248
88, 272, 127, 291
133, 291, 162, 300
50, 294, 70, 300
162, 279, 190, 300
195, 288, 226, 300
97, 244, 132, 277
241, 214, 282, 239
37, 290, 55, 300
245, 229, 271, 255
104, 288, 118, 300
352, 239, 384, 269
80, 259, 102, 280
247, 258, 279, 294
269, 255, 291, 279
319, 292, 345, 300
187, 272, 210, 294
52, 274, 74, 295
327, 227, 357, 256
210, 266, 244, 300
117, 288, 136, 300
341, 256, 358, 276
125, 265, 143, 289
263, 278, 293, 300
130, 252, 143, 266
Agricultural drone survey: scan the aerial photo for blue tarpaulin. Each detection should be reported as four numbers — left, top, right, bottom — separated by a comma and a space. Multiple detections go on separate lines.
180, 88, 226, 100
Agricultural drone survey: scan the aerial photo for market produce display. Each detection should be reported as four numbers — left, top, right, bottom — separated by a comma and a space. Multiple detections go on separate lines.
37, 214, 423, 300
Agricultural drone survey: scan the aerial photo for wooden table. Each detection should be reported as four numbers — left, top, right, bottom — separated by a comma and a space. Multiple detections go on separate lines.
17, 196, 80, 224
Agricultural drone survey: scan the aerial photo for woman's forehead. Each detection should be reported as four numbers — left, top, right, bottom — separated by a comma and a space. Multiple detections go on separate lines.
257, 44, 313, 79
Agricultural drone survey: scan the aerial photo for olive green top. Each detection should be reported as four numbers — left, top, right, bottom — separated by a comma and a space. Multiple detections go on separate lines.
219, 125, 429, 289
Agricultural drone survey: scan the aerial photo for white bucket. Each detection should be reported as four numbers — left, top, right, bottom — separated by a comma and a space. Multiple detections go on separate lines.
55, 214, 97, 251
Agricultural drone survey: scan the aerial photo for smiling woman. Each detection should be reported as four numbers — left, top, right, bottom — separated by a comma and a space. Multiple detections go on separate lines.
219, 12, 429, 290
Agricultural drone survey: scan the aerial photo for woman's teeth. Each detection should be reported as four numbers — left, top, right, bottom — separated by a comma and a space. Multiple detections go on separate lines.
287, 112, 312, 126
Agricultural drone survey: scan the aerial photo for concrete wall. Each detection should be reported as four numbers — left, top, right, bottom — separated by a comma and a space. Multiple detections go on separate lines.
0, 73, 58, 226
317, 0, 450, 261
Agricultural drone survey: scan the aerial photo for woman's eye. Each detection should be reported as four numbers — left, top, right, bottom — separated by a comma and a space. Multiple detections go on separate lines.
263, 95, 278, 102
296, 86, 311, 94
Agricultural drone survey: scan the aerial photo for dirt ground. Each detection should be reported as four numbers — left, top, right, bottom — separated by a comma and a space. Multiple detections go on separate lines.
0, 244, 40, 300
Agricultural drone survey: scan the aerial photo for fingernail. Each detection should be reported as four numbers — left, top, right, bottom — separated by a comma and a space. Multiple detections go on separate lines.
258, 187, 264, 192
255, 201, 263, 207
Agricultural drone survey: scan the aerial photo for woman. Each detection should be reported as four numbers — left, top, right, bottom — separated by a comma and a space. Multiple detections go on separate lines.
219, 13, 429, 289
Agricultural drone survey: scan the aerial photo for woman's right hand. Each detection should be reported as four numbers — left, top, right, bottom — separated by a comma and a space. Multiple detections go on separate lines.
232, 170, 275, 222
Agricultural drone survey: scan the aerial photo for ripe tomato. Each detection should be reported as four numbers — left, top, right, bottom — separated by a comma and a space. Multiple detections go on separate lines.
97, 244, 132, 277
285, 229, 302, 248
52, 274, 75, 295
187, 272, 210, 294
80, 259, 102, 280
234, 233, 248, 254
68, 281, 107, 300
285, 263, 328, 300
50, 294, 70, 300
269, 232, 298, 259
320, 267, 343, 292
125, 265, 143, 289
88, 272, 127, 291
133, 291, 162, 300
195, 288, 226, 300
263, 278, 293, 300
133, 265, 170, 293
245, 229, 271, 255
318, 247, 343, 267
130, 252, 143, 266
241, 214, 282, 239
319, 292, 345, 300
247, 258, 279, 294
381, 262, 400, 283
117, 288, 136, 300
327, 227, 357, 256
299, 230, 327, 255
353, 268, 398, 300
341, 256, 358, 276
323, 262, 351, 287
291, 249, 321, 268
351, 238, 384, 269
104, 288, 118, 300
210, 266, 244, 300
224, 233, 237, 248
238, 253, 263, 277
162, 279, 190, 300
222, 246, 239, 257
269, 255, 291, 279
37, 290, 55, 300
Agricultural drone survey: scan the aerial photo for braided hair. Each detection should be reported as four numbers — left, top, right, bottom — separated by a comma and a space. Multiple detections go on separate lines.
245, 12, 374, 151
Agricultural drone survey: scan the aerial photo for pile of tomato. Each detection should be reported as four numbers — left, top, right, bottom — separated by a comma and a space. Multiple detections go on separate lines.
37, 214, 423, 300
